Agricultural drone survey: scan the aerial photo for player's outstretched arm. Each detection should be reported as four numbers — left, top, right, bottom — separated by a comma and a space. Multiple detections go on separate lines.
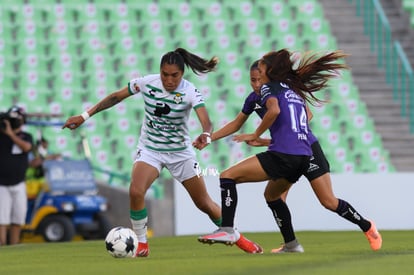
246, 137, 270, 147
211, 112, 248, 141
192, 106, 213, 150
62, 86, 131, 130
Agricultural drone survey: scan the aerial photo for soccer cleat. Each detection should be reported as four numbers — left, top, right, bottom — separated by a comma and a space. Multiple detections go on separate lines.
235, 234, 263, 254
364, 221, 382, 251
198, 228, 238, 245
135, 242, 149, 257
271, 240, 304, 254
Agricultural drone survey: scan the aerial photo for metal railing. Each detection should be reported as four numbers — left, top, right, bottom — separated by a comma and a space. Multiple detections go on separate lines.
393, 41, 414, 121
351, 0, 414, 132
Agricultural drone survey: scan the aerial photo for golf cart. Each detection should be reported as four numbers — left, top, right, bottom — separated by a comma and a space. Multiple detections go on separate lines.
24, 158, 111, 242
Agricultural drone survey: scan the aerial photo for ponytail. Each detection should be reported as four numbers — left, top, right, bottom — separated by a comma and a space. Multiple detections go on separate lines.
160, 48, 219, 75
260, 49, 348, 105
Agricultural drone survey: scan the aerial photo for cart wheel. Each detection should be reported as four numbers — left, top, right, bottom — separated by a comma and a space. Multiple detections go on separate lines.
39, 215, 75, 242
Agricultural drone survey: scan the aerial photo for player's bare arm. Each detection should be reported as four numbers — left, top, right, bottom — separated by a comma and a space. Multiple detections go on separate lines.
212, 112, 248, 141
192, 106, 213, 150
88, 87, 131, 116
246, 137, 271, 147
233, 97, 279, 143
62, 86, 131, 130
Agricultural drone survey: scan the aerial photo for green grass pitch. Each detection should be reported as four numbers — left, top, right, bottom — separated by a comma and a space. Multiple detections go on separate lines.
1, 231, 413, 275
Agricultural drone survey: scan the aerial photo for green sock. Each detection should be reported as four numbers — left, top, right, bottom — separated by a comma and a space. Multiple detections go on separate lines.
130, 208, 148, 220
212, 217, 222, 227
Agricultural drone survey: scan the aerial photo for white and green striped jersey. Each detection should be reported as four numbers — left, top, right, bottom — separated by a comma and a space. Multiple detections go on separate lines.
128, 74, 205, 152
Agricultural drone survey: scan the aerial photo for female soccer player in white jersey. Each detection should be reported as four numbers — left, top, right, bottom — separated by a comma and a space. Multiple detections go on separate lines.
62, 48, 259, 257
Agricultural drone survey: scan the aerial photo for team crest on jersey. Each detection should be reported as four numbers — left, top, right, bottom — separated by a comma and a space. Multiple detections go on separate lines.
173, 93, 183, 104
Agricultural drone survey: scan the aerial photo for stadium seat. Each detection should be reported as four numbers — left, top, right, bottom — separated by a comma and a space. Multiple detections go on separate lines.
0, 1, 396, 182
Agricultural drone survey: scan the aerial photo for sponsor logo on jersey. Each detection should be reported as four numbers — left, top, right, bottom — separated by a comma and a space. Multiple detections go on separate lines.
154, 102, 171, 117
285, 90, 304, 104
254, 103, 262, 110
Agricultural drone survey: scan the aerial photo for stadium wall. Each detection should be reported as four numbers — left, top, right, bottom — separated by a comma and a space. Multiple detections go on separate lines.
174, 173, 414, 235
98, 180, 175, 236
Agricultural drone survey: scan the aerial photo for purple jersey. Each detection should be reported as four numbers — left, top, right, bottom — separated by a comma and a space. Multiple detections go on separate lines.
242, 90, 318, 146
241, 91, 267, 117
307, 129, 318, 144
260, 82, 312, 156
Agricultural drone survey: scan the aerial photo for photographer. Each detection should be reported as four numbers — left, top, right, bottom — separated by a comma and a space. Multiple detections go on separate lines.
0, 106, 33, 245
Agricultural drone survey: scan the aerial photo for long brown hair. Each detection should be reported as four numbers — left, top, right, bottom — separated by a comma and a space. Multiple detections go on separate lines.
260, 49, 348, 105
160, 48, 219, 75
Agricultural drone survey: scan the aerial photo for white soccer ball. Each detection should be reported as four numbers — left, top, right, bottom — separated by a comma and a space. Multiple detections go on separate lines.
105, 226, 138, 258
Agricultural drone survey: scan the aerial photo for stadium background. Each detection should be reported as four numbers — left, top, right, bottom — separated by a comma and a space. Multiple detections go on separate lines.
1, 0, 414, 236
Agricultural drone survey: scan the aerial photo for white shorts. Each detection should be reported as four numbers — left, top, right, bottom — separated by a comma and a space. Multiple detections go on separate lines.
134, 146, 201, 183
0, 182, 28, 225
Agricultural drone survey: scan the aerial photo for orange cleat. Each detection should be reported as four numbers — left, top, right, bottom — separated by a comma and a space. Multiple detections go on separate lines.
135, 242, 150, 257
364, 221, 382, 251
235, 234, 263, 254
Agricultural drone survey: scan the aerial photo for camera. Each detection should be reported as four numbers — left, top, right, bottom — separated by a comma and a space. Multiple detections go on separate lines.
0, 112, 20, 130
0, 106, 25, 130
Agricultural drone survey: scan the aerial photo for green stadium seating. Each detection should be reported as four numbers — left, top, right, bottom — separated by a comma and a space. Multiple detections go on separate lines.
402, 0, 414, 27
0, 1, 396, 184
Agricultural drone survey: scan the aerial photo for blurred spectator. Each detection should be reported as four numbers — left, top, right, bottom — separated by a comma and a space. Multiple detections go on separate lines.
27, 137, 62, 179
0, 106, 33, 245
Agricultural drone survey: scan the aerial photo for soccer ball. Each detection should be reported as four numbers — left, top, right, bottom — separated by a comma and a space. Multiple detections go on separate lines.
105, 226, 138, 258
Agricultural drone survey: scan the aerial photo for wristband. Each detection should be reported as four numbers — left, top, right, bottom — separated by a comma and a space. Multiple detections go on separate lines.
202, 132, 211, 144
81, 111, 90, 121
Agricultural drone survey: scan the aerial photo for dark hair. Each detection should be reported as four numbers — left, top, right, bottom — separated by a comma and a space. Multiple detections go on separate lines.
250, 60, 260, 71
260, 49, 348, 105
160, 48, 219, 75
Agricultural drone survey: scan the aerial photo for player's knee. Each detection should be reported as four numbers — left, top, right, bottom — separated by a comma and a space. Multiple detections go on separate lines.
264, 189, 276, 201
219, 170, 232, 179
219, 170, 243, 183
129, 185, 146, 200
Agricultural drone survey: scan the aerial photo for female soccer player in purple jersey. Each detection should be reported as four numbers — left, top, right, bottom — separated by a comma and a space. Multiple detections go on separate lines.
196, 49, 369, 253
244, 60, 381, 253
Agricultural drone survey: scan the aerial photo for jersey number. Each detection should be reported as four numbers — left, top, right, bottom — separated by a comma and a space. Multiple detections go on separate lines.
288, 104, 308, 133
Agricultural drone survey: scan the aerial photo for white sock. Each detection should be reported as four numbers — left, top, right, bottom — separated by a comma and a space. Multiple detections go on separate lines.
130, 217, 148, 243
